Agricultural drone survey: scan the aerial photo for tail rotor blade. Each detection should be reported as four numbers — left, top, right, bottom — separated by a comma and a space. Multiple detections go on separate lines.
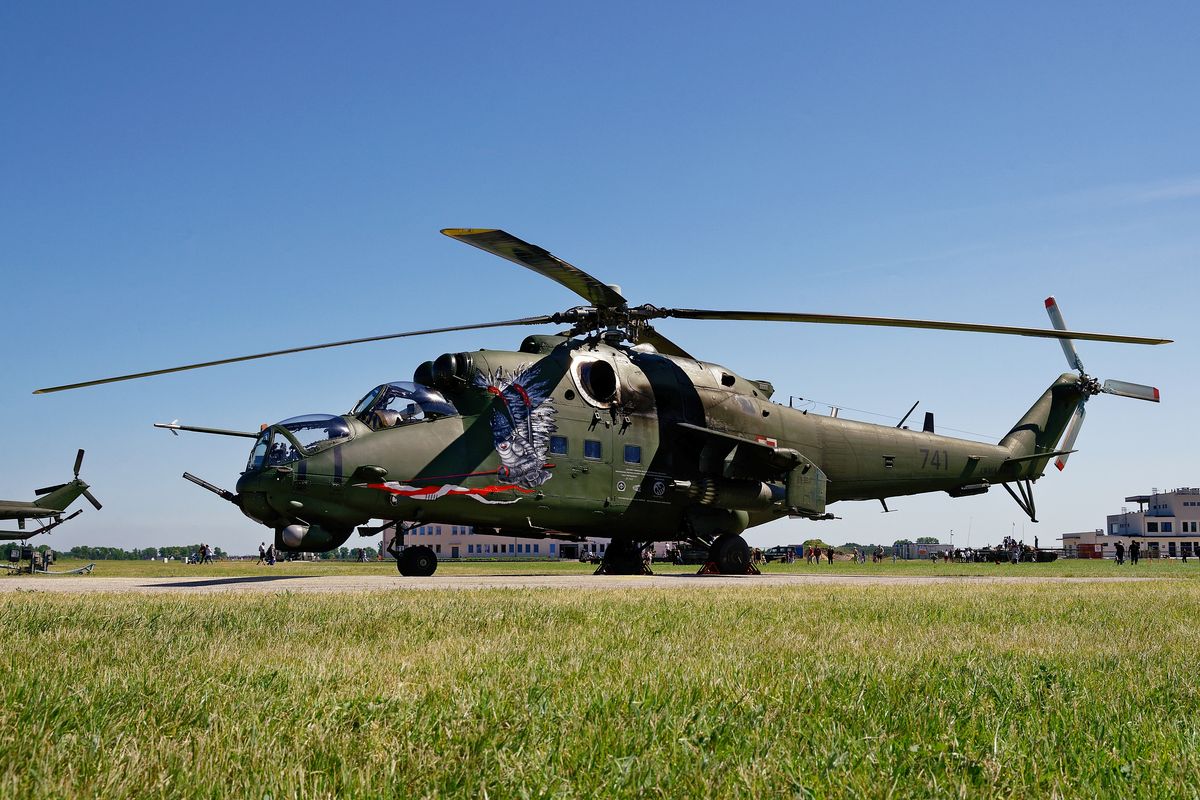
1054, 404, 1087, 471
1044, 297, 1085, 373
82, 489, 103, 511
1102, 379, 1161, 403
73, 449, 85, 478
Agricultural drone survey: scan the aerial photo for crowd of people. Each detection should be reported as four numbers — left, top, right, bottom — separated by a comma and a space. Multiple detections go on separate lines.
256, 542, 277, 565
185, 543, 216, 565
1111, 538, 1142, 565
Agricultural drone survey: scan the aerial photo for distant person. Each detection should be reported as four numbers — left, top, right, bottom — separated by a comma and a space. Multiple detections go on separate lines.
1114, 541, 1125, 565
826, 546, 834, 565
256, 543, 266, 565
266, 543, 276, 566
1130, 540, 1140, 565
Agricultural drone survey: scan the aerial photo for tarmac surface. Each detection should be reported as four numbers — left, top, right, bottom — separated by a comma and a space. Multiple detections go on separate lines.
0, 573, 1160, 594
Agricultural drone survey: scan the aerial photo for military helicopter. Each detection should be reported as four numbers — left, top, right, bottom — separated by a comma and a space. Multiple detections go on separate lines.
36, 230, 1169, 575
0, 450, 102, 541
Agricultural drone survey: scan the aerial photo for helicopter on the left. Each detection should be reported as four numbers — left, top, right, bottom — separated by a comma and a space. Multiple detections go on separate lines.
0, 449, 102, 540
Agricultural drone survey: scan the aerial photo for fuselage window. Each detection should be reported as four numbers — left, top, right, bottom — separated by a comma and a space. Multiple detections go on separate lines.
550, 435, 568, 455
584, 440, 602, 460
624, 444, 642, 464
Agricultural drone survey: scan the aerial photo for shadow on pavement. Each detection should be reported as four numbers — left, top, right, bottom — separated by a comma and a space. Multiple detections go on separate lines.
145, 575, 322, 589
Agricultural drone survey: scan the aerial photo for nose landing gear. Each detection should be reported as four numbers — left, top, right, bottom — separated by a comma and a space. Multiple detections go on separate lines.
397, 545, 437, 577
382, 522, 438, 576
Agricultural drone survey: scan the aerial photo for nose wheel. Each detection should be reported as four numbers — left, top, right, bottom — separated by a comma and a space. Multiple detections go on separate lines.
397, 545, 437, 577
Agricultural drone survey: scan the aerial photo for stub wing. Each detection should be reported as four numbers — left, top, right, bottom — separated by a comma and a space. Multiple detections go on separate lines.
676, 423, 802, 478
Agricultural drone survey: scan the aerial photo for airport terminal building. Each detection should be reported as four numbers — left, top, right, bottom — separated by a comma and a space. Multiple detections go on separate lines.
381, 524, 619, 560
1062, 487, 1200, 558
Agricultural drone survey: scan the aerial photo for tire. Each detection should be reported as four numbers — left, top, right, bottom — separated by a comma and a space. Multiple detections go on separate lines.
713, 534, 751, 574
600, 538, 644, 575
398, 545, 438, 576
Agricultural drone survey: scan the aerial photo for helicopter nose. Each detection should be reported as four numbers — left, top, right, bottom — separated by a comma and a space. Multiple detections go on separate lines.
235, 473, 279, 526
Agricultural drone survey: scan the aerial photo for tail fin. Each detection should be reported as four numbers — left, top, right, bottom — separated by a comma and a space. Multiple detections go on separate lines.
33, 481, 86, 512
999, 373, 1086, 476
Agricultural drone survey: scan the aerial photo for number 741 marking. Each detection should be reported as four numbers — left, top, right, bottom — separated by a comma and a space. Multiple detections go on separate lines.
920, 448, 949, 470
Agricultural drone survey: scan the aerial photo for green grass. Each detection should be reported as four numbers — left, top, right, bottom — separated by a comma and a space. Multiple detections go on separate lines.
20, 554, 1200, 579
2, 581, 1199, 798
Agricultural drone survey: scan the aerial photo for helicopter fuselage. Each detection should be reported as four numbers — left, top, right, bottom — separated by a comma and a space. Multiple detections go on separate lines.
232, 334, 1082, 554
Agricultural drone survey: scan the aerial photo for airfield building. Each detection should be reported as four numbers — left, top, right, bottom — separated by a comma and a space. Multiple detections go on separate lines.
381, 524, 624, 560
1061, 487, 1200, 558
380, 525, 688, 561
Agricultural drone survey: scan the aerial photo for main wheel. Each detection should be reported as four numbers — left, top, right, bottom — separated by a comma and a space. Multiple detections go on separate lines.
599, 537, 645, 575
397, 545, 438, 576
712, 534, 751, 574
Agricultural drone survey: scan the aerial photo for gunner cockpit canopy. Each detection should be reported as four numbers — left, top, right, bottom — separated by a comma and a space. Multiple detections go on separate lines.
247, 414, 352, 471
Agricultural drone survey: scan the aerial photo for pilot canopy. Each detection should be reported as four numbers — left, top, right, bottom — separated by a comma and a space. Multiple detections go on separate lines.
352, 382, 458, 430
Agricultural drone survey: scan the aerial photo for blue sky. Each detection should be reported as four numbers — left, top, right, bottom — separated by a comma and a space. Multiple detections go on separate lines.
2, 2, 1197, 553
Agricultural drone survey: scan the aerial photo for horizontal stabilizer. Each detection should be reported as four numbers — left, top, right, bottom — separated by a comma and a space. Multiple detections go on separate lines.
1004, 449, 1076, 465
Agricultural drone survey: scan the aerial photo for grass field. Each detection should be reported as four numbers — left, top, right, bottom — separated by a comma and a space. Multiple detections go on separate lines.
23, 554, 1200, 579
2, 565, 1199, 797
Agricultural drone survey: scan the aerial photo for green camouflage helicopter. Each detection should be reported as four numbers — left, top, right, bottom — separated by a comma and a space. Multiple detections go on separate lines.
0, 450, 101, 541
37, 230, 1168, 575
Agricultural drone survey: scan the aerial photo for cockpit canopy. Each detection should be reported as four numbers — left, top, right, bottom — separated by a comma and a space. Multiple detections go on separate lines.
247, 414, 352, 471
352, 382, 458, 430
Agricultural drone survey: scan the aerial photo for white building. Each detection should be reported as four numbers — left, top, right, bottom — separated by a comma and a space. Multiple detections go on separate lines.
379, 525, 684, 561
1062, 487, 1200, 559
380, 524, 627, 561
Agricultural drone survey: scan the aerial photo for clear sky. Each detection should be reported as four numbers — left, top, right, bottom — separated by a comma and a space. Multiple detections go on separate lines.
2, 2, 1197, 554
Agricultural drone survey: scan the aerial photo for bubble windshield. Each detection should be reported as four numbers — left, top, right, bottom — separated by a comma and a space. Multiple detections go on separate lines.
245, 414, 352, 471
352, 382, 458, 430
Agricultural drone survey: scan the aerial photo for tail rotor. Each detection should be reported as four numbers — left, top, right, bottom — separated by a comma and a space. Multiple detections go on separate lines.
1044, 297, 1160, 470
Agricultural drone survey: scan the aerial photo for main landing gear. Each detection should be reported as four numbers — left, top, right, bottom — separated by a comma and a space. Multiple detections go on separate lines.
594, 537, 652, 575
594, 534, 761, 576
697, 533, 760, 576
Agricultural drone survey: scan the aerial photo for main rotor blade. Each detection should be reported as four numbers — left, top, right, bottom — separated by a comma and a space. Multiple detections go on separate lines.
442, 229, 628, 309
1043, 296, 1085, 372
1055, 404, 1087, 471
1102, 379, 1160, 402
82, 489, 103, 511
73, 449, 85, 478
34, 316, 555, 394
633, 325, 695, 360
659, 309, 1172, 346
